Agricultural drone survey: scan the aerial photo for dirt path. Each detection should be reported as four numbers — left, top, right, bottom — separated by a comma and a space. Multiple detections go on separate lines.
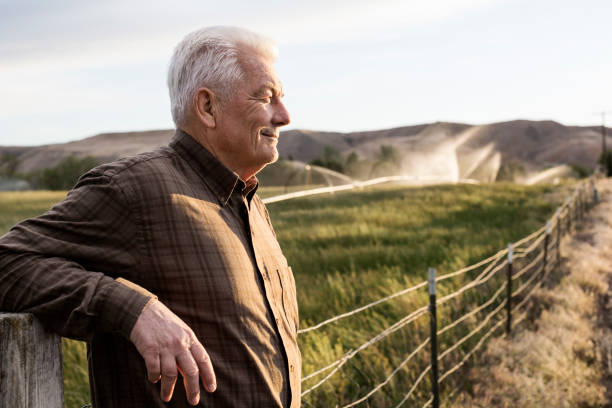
453, 179, 612, 408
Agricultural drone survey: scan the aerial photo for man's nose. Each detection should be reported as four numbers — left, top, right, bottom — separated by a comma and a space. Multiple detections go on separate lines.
272, 100, 291, 127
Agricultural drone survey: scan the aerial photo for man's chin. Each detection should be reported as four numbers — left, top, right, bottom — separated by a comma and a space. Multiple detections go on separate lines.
263, 147, 279, 164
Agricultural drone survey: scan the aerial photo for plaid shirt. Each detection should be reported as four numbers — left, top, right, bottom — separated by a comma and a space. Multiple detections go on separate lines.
0, 130, 301, 407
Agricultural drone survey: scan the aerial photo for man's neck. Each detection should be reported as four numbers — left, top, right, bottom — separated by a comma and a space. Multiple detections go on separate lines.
178, 126, 263, 182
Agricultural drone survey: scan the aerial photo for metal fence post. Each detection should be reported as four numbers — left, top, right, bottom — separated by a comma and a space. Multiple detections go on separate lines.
579, 187, 583, 217
506, 244, 513, 335
543, 221, 550, 277
556, 207, 562, 265
428, 267, 439, 408
567, 198, 572, 233
580, 185, 585, 218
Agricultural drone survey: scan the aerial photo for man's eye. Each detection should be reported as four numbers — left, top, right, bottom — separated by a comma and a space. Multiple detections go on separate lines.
260, 96, 272, 103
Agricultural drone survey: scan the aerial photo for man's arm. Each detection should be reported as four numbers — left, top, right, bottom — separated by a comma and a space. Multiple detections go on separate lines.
0, 169, 216, 405
0, 171, 151, 339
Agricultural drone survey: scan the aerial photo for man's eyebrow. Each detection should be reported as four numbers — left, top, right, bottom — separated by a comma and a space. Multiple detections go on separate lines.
253, 83, 283, 97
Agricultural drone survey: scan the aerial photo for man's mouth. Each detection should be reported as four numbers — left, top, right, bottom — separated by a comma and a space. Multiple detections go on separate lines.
261, 129, 278, 139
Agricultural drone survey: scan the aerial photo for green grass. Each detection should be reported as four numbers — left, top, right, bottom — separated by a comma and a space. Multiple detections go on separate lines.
0, 182, 570, 407
0, 190, 67, 232
267, 182, 568, 406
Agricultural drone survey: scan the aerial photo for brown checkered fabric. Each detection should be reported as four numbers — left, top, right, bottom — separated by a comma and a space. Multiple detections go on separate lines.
0, 130, 301, 407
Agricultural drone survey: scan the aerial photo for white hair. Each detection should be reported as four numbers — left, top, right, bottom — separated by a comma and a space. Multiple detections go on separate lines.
167, 26, 278, 127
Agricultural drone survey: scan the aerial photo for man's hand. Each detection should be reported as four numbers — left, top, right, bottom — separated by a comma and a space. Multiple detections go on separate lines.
130, 299, 216, 406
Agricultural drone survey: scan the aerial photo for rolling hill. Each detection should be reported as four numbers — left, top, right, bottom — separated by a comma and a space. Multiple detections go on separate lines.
1, 120, 609, 186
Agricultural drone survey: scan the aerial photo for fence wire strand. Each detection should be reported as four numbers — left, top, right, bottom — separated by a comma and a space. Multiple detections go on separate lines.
438, 316, 506, 384
512, 232, 546, 260
421, 397, 434, 408
436, 249, 506, 282
436, 260, 508, 306
511, 257, 548, 298
301, 305, 428, 391
437, 281, 508, 336
394, 364, 432, 408
298, 281, 428, 334
511, 252, 544, 282
341, 338, 430, 407
437, 299, 507, 362
512, 225, 546, 249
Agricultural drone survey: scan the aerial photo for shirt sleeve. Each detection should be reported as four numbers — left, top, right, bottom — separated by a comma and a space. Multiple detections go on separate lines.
0, 169, 154, 341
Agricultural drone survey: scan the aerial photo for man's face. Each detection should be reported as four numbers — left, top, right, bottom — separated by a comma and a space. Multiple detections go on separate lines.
213, 50, 290, 179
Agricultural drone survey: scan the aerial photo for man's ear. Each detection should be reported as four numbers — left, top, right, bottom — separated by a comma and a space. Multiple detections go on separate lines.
193, 88, 217, 129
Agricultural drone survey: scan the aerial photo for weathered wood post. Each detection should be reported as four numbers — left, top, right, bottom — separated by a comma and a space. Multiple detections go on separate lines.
0, 313, 64, 408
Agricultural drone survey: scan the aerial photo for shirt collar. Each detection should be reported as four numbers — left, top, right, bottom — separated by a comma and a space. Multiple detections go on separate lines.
169, 129, 259, 205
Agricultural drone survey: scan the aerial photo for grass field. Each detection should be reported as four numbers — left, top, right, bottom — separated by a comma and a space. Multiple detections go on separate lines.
0, 182, 569, 407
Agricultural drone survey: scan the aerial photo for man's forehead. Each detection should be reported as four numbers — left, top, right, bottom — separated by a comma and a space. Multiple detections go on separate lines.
240, 55, 283, 94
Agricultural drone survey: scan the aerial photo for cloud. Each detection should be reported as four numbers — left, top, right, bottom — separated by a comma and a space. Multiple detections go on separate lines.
1, 0, 496, 71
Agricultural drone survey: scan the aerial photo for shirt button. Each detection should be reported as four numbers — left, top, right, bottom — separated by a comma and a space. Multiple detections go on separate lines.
275, 318, 280, 325
290, 364, 295, 373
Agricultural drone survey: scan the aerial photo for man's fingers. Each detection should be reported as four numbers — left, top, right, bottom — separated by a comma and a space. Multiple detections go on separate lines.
177, 352, 201, 405
191, 343, 216, 392
143, 352, 161, 383
160, 354, 178, 402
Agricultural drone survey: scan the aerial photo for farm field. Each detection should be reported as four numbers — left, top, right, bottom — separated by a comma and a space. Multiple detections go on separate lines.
0, 182, 569, 407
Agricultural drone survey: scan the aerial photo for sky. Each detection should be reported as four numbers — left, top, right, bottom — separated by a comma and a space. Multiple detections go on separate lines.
1, 0, 611, 146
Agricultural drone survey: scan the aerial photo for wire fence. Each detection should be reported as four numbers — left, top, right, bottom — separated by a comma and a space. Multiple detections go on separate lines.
296, 176, 599, 407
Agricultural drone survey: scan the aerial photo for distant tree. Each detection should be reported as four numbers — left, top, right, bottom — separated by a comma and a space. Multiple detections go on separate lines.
379, 145, 401, 167
310, 145, 344, 173
0, 153, 20, 177
369, 145, 401, 177
28, 155, 100, 190
343, 151, 371, 180
345, 151, 359, 168
496, 162, 525, 182
599, 151, 612, 177
569, 164, 591, 178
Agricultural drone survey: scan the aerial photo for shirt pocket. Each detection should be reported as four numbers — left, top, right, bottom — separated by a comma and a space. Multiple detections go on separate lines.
277, 266, 299, 335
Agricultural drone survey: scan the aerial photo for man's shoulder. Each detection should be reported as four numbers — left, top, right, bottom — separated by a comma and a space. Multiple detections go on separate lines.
89, 146, 176, 181
73, 146, 186, 200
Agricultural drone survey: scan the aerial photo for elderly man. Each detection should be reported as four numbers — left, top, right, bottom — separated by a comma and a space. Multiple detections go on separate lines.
0, 26, 300, 407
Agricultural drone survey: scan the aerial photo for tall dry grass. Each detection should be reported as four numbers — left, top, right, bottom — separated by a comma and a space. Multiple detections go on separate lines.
453, 179, 612, 408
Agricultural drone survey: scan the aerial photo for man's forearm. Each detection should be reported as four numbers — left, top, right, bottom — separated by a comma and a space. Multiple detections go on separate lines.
0, 247, 153, 340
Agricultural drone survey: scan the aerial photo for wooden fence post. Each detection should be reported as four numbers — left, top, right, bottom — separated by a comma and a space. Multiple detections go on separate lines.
0, 313, 64, 408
